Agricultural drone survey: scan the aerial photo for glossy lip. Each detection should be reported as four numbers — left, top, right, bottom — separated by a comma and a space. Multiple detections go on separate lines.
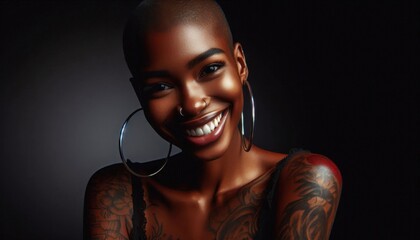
182, 108, 229, 147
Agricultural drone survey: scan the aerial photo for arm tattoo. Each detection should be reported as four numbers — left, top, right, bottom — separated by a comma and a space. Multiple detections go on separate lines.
277, 157, 340, 240
86, 168, 133, 240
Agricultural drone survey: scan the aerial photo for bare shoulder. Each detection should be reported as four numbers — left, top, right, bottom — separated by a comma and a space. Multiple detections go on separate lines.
273, 151, 342, 239
86, 163, 132, 189
83, 163, 134, 240
283, 151, 342, 185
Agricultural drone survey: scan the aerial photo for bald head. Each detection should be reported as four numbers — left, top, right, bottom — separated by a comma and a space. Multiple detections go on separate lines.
123, 0, 233, 77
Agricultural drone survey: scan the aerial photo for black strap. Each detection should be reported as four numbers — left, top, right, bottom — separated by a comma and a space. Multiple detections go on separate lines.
130, 175, 147, 240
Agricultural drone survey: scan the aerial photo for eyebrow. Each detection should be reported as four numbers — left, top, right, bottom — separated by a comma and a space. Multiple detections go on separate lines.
138, 48, 225, 81
187, 48, 225, 69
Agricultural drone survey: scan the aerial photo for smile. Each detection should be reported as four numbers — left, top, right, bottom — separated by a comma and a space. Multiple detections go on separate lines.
186, 113, 222, 137
181, 109, 229, 147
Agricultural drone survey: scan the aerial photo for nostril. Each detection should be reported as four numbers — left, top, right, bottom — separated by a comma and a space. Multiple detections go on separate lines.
202, 97, 210, 108
193, 99, 207, 109
195, 97, 210, 112
180, 97, 210, 117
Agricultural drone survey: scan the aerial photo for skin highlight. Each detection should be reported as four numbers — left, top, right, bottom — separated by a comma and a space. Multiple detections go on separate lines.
84, 1, 342, 239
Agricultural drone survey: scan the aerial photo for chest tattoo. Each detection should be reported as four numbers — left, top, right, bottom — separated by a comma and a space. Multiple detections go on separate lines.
207, 173, 271, 240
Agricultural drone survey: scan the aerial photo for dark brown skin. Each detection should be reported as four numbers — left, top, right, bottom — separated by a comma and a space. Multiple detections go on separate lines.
84, 1, 342, 239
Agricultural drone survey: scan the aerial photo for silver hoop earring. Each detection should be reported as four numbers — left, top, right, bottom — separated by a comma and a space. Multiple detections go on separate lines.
119, 108, 171, 177
179, 107, 184, 117
241, 81, 255, 152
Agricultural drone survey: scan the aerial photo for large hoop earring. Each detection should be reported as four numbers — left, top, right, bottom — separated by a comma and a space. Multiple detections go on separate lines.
241, 81, 255, 152
119, 108, 171, 177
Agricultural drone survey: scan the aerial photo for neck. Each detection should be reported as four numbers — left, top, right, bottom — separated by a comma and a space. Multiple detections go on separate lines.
180, 130, 253, 195
153, 129, 262, 197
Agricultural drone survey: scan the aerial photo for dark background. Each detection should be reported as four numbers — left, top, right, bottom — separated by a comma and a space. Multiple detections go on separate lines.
1, 0, 418, 239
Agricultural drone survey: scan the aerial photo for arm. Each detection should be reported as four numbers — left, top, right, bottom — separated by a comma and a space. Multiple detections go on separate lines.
83, 165, 133, 240
274, 153, 342, 240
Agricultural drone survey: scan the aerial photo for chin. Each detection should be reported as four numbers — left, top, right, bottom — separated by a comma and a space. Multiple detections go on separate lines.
183, 127, 239, 162
185, 143, 229, 162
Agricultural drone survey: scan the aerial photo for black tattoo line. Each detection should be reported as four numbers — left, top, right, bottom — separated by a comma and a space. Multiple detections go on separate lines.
208, 172, 271, 240
277, 157, 340, 240
86, 168, 133, 240
149, 213, 180, 240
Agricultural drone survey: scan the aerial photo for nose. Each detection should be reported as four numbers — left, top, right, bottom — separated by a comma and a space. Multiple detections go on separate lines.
178, 81, 210, 117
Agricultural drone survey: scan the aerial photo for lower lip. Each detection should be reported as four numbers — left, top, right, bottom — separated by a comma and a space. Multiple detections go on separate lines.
184, 110, 229, 147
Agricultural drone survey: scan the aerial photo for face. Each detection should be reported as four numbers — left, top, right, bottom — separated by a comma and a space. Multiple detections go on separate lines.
134, 23, 248, 161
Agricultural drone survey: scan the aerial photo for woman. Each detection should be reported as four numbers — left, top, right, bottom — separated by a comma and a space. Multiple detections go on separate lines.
84, 0, 342, 239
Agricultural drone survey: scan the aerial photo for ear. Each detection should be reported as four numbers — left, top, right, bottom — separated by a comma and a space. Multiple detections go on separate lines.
233, 43, 248, 84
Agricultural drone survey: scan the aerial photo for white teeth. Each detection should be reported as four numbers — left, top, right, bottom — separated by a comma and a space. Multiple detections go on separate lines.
214, 118, 219, 127
186, 113, 223, 137
189, 129, 197, 136
209, 121, 215, 131
203, 124, 211, 134
196, 128, 204, 136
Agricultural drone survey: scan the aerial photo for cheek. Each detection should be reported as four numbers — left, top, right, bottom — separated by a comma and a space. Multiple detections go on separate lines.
143, 98, 176, 135
210, 72, 243, 106
221, 77, 241, 95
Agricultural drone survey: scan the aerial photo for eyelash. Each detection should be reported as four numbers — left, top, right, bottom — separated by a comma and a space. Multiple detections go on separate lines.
140, 61, 225, 97
199, 61, 225, 78
141, 83, 173, 96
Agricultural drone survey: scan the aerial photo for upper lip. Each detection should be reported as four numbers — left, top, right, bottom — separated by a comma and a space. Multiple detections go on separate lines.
179, 109, 226, 129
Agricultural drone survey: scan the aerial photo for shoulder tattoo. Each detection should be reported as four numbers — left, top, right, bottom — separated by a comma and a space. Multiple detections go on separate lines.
85, 167, 133, 240
277, 155, 341, 240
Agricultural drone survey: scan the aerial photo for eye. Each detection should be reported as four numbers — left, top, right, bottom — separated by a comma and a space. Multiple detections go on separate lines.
199, 62, 225, 78
141, 82, 173, 97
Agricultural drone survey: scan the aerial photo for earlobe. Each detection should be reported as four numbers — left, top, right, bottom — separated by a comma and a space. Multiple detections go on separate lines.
233, 43, 248, 84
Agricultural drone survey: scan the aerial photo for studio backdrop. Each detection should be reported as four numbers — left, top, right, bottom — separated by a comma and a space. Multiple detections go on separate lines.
0, 0, 417, 239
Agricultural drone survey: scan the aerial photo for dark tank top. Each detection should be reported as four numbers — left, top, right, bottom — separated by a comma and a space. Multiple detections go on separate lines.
130, 148, 308, 240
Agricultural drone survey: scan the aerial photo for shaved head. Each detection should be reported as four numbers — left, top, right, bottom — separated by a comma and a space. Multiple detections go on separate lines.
123, 0, 233, 77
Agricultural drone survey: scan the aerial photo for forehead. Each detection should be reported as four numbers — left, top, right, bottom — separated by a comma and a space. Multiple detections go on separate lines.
142, 23, 232, 69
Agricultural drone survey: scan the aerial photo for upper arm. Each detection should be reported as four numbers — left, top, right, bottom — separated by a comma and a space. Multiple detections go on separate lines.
83, 164, 133, 240
274, 153, 342, 240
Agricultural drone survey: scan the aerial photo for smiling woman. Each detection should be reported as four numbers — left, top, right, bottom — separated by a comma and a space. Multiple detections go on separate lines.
83, 0, 342, 239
